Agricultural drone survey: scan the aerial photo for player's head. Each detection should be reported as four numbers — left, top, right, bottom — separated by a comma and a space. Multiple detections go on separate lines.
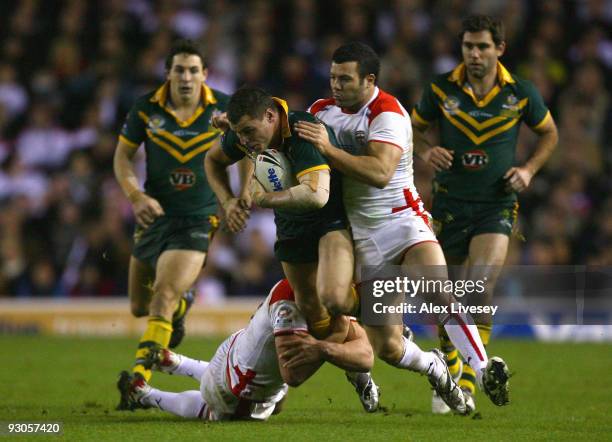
227, 86, 279, 153
165, 39, 208, 103
330, 42, 380, 111
460, 15, 506, 79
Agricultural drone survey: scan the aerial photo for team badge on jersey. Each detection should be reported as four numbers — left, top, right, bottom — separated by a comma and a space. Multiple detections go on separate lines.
148, 115, 166, 134
443, 96, 461, 114
274, 304, 296, 329
462, 149, 489, 170
355, 130, 366, 145
501, 94, 520, 118
170, 167, 196, 190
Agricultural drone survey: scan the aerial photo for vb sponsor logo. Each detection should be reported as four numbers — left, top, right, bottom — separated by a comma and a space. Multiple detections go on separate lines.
462, 149, 488, 170
170, 168, 196, 190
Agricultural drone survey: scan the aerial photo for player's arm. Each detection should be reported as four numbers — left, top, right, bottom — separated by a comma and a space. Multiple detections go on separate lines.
276, 317, 374, 387
294, 121, 401, 189
204, 141, 250, 232
504, 115, 558, 192
411, 119, 454, 171
113, 138, 164, 227
250, 169, 330, 212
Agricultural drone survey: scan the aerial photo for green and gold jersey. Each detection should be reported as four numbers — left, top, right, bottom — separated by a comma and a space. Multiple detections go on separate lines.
412, 62, 550, 202
221, 98, 345, 239
119, 82, 229, 216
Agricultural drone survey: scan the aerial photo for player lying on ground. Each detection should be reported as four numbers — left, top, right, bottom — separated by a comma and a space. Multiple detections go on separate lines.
118, 279, 466, 419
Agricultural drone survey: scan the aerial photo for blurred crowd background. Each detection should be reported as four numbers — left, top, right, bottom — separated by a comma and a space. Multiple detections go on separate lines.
0, 0, 610, 300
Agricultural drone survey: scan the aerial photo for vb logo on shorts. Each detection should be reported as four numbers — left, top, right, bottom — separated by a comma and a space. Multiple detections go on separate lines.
170, 168, 196, 190
462, 149, 489, 170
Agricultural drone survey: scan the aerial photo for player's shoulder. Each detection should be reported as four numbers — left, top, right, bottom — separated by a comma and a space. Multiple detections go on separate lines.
288, 109, 318, 126
268, 279, 296, 307
308, 97, 336, 115
368, 89, 407, 123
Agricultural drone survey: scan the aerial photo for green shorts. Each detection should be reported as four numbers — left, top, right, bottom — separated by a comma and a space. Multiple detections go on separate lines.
431, 197, 518, 260
133, 215, 219, 267
274, 218, 347, 263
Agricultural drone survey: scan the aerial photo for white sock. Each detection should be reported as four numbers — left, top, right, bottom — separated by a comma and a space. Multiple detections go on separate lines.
142, 388, 207, 419
172, 356, 209, 381
444, 311, 488, 381
395, 336, 440, 376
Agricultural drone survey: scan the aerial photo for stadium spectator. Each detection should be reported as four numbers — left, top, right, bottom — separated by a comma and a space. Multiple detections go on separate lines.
0, 0, 609, 299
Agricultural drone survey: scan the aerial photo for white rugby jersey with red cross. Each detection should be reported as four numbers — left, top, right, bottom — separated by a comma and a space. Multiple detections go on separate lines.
224, 279, 307, 402
309, 87, 430, 239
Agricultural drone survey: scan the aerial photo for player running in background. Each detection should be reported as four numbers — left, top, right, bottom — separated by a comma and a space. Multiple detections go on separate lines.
411, 15, 558, 413
297, 42, 506, 414
113, 39, 230, 391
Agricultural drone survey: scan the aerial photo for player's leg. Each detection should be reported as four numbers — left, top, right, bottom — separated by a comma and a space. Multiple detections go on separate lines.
120, 371, 209, 419
146, 347, 209, 381
128, 256, 155, 317
402, 241, 488, 376
364, 324, 466, 414
133, 249, 206, 381
458, 232, 510, 404
281, 261, 332, 339
317, 229, 356, 316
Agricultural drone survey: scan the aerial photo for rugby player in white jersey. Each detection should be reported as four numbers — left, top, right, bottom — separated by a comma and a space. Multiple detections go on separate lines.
117, 279, 464, 419
295, 42, 510, 413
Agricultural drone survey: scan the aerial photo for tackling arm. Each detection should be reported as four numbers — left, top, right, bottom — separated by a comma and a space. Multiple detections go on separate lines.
294, 121, 401, 188
275, 317, 374, 387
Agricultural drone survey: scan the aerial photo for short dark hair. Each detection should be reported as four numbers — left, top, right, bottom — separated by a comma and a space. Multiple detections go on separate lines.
332, 42, 380, 82
165, 39, 206, 71
460, 15, 505, 46
227, 86, 275, 124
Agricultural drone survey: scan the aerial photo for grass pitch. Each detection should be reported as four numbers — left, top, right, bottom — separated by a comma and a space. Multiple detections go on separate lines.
2, 336, 609, 441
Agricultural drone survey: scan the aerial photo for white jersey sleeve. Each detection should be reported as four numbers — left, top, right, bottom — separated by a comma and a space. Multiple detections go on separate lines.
368, 111, 411, 152
270, 300, 308, 336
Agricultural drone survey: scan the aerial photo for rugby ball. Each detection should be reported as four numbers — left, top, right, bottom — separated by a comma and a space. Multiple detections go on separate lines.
255, 149, 296, 192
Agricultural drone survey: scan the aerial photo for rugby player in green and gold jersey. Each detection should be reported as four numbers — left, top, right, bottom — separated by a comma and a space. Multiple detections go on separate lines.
113, 40, 232, 397
206, 87, 353, 333
411, 15, 558, 413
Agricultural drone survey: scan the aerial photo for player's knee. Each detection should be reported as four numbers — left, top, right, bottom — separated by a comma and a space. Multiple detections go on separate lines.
376, 340, 404, 365
152, 281, 181, 305
319, 285, 351, 316
130, 302, 149, 318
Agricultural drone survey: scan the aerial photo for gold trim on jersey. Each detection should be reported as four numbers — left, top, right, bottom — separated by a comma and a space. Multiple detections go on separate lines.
411, 109, 430, 128
138, 111, 221, 151
295, 164, 330, 179
532, 111, 551, 130
145, 129, 217, 163
272, 97, 292, 138
149, 82, 218, 128
431, 83, 527, 145
119, 135, 139, 148
448, 62, 515, 108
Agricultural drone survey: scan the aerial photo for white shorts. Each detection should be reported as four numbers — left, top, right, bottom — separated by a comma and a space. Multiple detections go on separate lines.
353, 215, 437, 282
199, 332, 288, 421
